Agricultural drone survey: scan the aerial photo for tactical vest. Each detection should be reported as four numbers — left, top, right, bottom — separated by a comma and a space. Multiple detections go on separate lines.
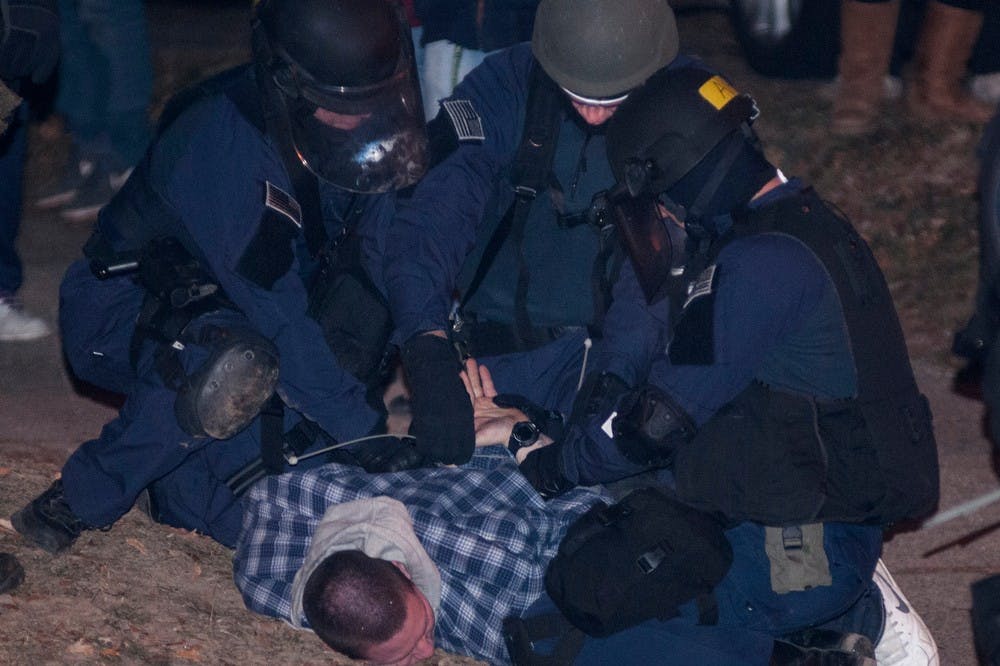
670, 188, 939, 527
437, 64, 622, 355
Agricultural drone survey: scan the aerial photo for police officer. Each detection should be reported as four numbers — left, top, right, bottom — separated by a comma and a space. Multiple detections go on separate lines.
497, 66, 941, 664
386, 0, 682, 467
12, 0, 429, 552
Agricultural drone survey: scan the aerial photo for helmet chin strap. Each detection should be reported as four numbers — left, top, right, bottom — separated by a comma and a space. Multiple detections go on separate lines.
682, 128, 750, 231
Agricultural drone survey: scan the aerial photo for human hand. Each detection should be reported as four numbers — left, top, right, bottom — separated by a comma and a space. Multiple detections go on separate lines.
459, 358, 526, 447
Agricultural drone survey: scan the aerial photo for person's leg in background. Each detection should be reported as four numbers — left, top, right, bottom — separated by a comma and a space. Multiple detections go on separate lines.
908, 0, 994, 122
0, 103, 50, 341
831, 0, 901, 136
36, 0, 152, 222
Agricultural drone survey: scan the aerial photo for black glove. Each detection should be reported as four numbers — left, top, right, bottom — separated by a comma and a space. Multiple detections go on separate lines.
0, 0, 60, 84
569, 372, 629, 425
518, 443, 576, 500
350, 436, 427, 473
401, 334, 475, 465
326, 417, 429, 474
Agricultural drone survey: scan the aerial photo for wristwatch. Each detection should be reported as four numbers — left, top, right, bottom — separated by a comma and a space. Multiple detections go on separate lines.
507, 421, 540, 456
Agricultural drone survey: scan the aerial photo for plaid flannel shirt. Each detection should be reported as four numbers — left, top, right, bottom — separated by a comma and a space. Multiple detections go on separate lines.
234, 447, 608, 665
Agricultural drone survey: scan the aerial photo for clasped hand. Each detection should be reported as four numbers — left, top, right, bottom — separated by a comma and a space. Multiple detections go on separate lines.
458, 358, 552, 460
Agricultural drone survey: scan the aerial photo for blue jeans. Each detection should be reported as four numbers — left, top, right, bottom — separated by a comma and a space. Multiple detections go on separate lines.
55, 0, 152, 165
0, 104, 27, 294
522, 522, 884, 665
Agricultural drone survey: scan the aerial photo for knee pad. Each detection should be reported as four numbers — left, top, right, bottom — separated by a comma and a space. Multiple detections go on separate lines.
174, 326, 280, 439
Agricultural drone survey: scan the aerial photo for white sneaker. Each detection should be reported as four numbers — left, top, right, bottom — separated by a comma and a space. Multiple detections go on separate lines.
873, 559, 940, 666
971, 72, 1000, 107
0, 297, 51, 341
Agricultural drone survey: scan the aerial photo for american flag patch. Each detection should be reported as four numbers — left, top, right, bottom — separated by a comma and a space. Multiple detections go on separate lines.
264, 181, 302, 228
683, 264, 717, 310
442, 99, 485, 142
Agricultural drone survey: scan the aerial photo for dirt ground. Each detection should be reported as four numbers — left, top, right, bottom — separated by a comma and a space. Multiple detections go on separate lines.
0, 3, 998, 665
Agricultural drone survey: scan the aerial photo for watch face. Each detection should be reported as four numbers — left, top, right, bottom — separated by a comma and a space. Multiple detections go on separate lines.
512, 421, 540, 445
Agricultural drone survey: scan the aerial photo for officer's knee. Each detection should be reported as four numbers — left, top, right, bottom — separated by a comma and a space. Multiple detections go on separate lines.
174, 326, 280, 440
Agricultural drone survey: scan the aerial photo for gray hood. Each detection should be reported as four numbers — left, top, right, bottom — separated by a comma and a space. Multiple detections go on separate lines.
289, 496, 442, 629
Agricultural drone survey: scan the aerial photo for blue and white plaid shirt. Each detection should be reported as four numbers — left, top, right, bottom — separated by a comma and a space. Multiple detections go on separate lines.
234, 447, 608, 665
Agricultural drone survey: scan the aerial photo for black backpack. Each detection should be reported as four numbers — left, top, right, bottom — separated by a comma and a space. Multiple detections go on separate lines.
544, 487, 733, 637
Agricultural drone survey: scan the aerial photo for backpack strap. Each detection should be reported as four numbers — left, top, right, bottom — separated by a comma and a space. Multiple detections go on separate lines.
460, 64, 563, 343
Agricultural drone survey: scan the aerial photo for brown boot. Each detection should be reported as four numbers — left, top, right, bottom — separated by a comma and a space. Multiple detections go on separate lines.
832, 0, 900, 136
908, 0, 994, 123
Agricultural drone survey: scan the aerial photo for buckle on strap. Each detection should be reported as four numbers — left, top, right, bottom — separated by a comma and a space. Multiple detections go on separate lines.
514, 184, 538, 200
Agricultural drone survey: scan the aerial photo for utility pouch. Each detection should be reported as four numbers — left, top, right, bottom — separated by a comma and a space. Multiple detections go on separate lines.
544, 487, 732, 637
613, 385, 696, 467
306, 235, 392, 390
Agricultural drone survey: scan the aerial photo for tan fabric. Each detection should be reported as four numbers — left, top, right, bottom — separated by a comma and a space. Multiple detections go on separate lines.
832, 0, 901, 136
908, 0, 994, 123
289, 496, 442, 630
765, 524, 832, 594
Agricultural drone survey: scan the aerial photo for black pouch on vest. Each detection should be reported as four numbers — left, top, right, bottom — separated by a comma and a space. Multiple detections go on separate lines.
673, 381, 829, 525
306, 236, 392, 392
544, 487, 732, 637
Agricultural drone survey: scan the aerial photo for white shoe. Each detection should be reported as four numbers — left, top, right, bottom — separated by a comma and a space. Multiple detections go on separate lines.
873, 559, 939, 666
971, 72, 1000, 107
0, 297, 51, 341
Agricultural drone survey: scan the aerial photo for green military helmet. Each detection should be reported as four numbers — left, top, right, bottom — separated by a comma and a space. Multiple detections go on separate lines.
531, 0, 679, 101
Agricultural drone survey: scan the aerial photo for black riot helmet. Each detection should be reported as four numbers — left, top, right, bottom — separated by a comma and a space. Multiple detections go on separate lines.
601, 67, 773, 304
251, 0, 428, 193
606, 66, 760, 200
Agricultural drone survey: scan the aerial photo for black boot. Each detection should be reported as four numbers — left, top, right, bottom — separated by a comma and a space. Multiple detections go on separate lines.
770, 629, 876, 666
11, 480, 87, 554
0, 553, 25, 593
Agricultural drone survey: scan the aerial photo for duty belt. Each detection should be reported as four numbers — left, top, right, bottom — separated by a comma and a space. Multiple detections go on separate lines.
451, 311, 583, 357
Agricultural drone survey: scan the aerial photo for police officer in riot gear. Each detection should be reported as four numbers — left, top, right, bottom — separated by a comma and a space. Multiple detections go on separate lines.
493, 65, 940, 664
12, 0, 429, 553
387, 0, 681, 467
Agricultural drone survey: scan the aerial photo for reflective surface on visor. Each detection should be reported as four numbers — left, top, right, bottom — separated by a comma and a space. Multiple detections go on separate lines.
288, 73, 428, 193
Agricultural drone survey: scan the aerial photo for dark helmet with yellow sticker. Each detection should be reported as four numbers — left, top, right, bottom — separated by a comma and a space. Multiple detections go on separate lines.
603, 66, 769, 303
606, 66, 759, 197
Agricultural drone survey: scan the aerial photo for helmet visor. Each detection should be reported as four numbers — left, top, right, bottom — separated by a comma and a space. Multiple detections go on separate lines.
286, 67, 428, 193
606, 188, 678, 304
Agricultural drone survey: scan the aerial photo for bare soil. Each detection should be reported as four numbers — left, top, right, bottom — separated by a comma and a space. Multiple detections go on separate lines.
0, 5, 994, 666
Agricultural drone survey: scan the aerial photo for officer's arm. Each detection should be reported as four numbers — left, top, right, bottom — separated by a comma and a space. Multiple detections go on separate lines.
385, 45, 532, 344
584, 258, 672, 387
157, 105, 380, 443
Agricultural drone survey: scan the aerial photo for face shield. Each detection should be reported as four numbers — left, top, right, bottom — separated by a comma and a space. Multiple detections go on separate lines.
592, 184, 686, 305
266, 18, 429, 193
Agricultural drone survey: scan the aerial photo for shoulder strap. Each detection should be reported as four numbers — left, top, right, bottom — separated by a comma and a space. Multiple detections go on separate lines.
460, 64, 564, 336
